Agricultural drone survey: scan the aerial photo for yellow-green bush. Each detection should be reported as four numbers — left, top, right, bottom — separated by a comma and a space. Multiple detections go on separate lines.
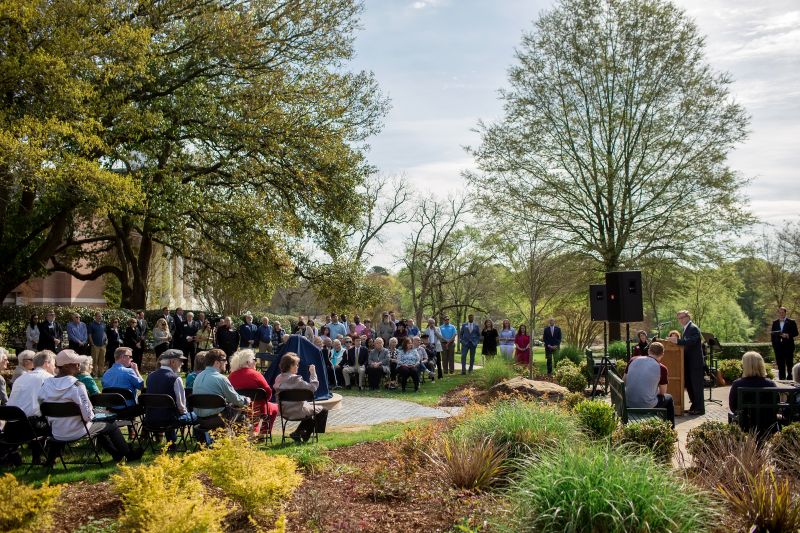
197, 435, 302, 518
112, 453, 228, 533
0, 473, 61, 533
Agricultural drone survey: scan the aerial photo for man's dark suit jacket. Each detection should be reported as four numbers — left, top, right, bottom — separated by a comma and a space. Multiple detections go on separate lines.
341, 346, 368, 367
37, 320, 63, 351
771, 318, 799, 356
543, 326, 562, 348
677, 321, 703, 361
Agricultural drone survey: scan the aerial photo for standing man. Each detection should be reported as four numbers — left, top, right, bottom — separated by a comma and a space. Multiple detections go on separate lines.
425, 318, 445, 379
182, 312, 199, 370
37, 310, 63, 352
439, 315, 457, 375
378, 312, 395, 345
459, 314, 480, 375
257, 316, 273, 353
406, 318, 420, 337
87, 312, 108, 377
239, 313, 258, 348
326, 313, 347, 341
771, 306, 798, 380
134, 310, 147, 363
67, 313, 89, 355
668, 310, 704, 415
542, 317, 562, 375
173, 307, 186, 351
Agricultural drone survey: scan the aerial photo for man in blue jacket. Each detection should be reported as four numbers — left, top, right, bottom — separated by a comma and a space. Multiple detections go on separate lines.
239, 313, 258, 348
459, 314, 481, 375
542, 317, 562, 375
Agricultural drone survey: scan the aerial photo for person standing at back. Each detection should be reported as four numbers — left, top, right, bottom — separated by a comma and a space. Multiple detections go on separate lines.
459, 314, 480, 374
668, 310, 704, 416
67, 314, 89, 355
542, 317, 562, 375
87, 312, 108, 377
439, 316, 457, 375
37, 310, 63, 352
771, 306, 798, 380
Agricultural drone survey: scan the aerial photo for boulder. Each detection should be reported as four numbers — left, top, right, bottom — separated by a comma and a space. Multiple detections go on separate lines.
481, 376, 570, 403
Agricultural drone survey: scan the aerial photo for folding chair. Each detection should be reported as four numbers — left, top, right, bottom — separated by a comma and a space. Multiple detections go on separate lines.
40, 402, 103, 471
99, 387, 143, 440
277, 389, 318, 445
255, 352, 278, 372
0, 406, 48, 472
235, 388, 272, 443
89, 393, 126, 423
138, 394, 192, 452
187, 394, 227, 448
734, 387, 781, 440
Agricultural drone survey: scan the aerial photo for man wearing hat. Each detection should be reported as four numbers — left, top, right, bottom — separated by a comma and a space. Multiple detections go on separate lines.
145, 349, 196, 445
39, 350, 143, 463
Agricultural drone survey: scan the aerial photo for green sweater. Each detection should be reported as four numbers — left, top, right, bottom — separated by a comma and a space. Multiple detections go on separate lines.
77, 373, 100, 396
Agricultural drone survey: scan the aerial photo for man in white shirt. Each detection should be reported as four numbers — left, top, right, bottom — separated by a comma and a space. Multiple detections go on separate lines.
8, 350, 56, 418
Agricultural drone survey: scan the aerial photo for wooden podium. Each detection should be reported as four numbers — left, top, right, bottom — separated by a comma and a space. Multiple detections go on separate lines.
658, 341, 685, 416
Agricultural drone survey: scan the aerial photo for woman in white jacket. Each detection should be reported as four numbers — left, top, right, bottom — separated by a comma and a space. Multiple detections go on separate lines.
38, 349, 142, 463
274, 352, 328, 443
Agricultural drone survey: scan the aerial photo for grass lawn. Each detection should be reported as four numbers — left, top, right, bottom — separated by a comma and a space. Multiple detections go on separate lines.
337, 370, 476, 406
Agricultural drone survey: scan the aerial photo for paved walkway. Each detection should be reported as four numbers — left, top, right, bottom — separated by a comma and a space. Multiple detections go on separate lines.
327, 396, 453, 428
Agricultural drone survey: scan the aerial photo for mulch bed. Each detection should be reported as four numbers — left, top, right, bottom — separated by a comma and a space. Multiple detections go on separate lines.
284, 441, 495, 532
436, 383, 485, 407
47, 481, 121, 532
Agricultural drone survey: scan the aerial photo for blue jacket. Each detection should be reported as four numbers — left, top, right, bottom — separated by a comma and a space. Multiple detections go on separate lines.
257, 324, 273, 343
239, 323, 258, 347
458, 322, 481, 347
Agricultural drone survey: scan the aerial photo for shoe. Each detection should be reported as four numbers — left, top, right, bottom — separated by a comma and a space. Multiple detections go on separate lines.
289, 431, 302, 443
687, 409, 705, 416
127, 448, 144, 461
414, 387, 419, 392
461, 371, 466, 375
302, 432, 313, 443
346, 385, 352, 390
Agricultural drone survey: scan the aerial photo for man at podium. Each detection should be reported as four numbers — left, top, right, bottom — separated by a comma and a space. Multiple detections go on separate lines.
668, 310, 704, 415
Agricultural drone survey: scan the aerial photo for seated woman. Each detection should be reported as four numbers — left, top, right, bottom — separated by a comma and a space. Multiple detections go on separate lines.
366, 338, 390, 390
667, 330, 681, 341
632, 330, 649, 357
10, 350, 35, 386
185, 351, 207, 389
228, 349, 278, 437
396, 337, 421, 392
387, 337, 399, 381
728, 351, 776, 413
77, 357, 100, 396
274, 353, 328, 443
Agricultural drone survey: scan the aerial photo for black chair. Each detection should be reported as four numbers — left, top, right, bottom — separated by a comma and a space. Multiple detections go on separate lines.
734, 387, 781, 438
99, 387, 143, 439
187, 394, 227, 449
89, 393, 127, 423
0, 406, 47, 472
138, 394, 190, 452
277, 389, 318, 445
255, 352, 278, 371
39, 402, 103, 470
235, 388, 272, 443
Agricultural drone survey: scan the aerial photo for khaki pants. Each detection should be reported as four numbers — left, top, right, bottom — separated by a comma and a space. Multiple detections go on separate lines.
258, 341, 273, 353
342, 366, 365, 388
90, 345, 107, 376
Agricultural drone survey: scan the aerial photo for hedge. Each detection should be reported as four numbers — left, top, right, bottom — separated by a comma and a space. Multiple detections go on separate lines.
717, 343, 781, 362
0, 305, 299, 352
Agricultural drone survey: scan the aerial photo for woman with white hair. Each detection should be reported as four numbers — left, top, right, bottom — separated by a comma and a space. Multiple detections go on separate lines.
728, 351, 776, 412
0, 348, 9, 405
10, 350, 35, 386
228, 349, 278, 437
77, 356, 100, 396
153, 318, 172, 358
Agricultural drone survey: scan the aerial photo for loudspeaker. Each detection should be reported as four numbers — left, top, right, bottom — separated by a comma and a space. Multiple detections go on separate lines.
589, 284, 607, 321
605, 271, 643, 323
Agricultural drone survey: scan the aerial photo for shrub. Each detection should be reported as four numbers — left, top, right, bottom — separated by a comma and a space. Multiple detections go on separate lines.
112, 454, 228, 533
281, 443, 332, 474
501, 446, 716, 533
717, 359, 742, 383
451, 401, 582, 458
479, 356, 516, 388
718, 342, 774, 362
197, 436, 302, 518
717, 468, 800, 532
554, 344, 582, 366
574, 400, 617, 439
560, 391, 585, 412
555, 365, 587, 393
0, 473, 61, 533
554, 358, 577, 371
552, 359, 576, 383
770, 423, 800, 478
613, 418, 677, 463
686, 421, 745, 465
426, 436, 508, 491
607, 341, 628, 361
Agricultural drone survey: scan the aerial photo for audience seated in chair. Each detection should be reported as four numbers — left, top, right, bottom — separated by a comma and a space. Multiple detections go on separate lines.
274, 353, 328, 443
413, 336, 435, 383
192, 349, 251, 421
101, 347, 144, 410
623, 342, 675, 427
77, 357, 100, 396
341, 336, 367, 390
10, 349, 35, 387
396, 337, 421, 392
728, 351, 776, 414
40, 350, 142, 463
7, 350, 56, 464
228, 349, 278, 437
366, 337, 390, 390
145, 349, 197, 445
185, 351, 208, 389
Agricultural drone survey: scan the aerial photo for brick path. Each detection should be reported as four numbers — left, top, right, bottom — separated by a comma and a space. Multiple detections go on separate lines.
327, 396, 453, 428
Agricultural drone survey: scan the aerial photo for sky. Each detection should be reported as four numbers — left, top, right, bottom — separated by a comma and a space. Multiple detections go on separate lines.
349, 0, 800, 269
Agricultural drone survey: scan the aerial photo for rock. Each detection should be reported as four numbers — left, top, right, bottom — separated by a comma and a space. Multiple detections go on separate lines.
481, 376, 570, 403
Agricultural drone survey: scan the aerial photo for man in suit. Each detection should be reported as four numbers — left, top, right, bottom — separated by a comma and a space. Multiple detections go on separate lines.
37, 310, 63, 352
459, 314, 481, 375
134, 310, 147, 367
173, 307, 186, 351
542, 317, 562, 375
182, 311, 200, 371
771, 306, 798, 380
238, 313, 258, 348
668, 309, 704, 415
341, 335, 368, 389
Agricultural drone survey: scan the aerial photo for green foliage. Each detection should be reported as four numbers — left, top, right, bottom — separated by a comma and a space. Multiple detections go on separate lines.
554, 365, 587, 393
607, 341, 629, 361
282, 444, 333, 474
0, 305, 136, 347
560, 391, 585, 412
0, 474, 61, 533
686, 421, 745, 464
73, 518, 119, 533
717, 359, 742, 383
574, 400, 617, 439
501, 446, 715, 533
426, 436, 508, 491
769, 423, 800, 478
718, 343, 775, 361
717, 468, 800, 532
479, 356, 516, 388
613, 418, 677, 463
451, 401, 582, 458
553, 344, 581, 365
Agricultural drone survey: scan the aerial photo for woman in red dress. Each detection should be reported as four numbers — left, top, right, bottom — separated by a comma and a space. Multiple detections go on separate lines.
229, 349, 279, 436
514, 324, 531, 365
